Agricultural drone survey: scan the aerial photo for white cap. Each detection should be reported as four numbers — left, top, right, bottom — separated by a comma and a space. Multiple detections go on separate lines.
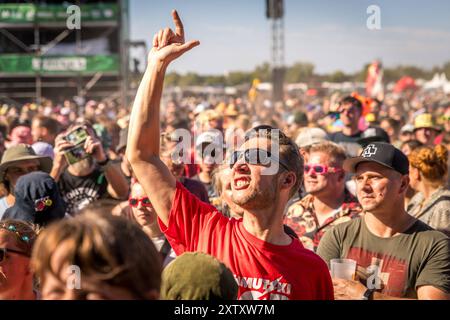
195, 130, 224, 148
400, 124, 415, 134
193, 104, 207, 115
295, 127, 329, 148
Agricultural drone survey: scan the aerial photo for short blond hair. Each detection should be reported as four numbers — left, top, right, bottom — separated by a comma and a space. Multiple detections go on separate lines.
309, 141, 347, 166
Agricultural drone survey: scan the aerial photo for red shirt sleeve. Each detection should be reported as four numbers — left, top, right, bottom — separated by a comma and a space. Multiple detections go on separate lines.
158, 181, 228, 255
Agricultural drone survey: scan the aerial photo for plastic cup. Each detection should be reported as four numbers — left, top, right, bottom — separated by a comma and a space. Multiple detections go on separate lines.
330, 259, 356, 280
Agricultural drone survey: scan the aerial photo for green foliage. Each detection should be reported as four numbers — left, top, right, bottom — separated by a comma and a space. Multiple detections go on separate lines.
285, 62, 315, 83
162, 60, 450, 87
252, 62, 271, 82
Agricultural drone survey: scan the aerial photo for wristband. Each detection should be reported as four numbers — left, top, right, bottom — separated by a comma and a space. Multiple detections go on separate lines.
97, 156, 110, 167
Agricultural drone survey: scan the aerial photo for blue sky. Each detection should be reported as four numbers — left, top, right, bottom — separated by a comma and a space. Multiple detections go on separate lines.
129, 0, 450, 75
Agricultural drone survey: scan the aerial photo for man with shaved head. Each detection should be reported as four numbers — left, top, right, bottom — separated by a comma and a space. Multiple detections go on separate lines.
317, 142, 450, 300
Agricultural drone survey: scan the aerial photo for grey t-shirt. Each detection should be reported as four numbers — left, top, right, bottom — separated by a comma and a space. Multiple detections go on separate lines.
317, 216, 450, 298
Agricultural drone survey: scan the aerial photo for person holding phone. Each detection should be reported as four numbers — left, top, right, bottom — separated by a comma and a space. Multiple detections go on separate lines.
50, 121, 129, 216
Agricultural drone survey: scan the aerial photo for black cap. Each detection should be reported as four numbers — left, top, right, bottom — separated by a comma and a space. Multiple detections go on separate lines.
343, 142, 409, 175
2, 172, 66, 226
358, 127, 390, 146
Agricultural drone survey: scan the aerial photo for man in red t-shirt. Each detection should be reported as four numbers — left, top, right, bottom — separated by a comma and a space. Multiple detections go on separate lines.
126, 10, 333, 300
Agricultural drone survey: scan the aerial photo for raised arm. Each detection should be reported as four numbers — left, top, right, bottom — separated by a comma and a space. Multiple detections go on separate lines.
126, 10, 199, 225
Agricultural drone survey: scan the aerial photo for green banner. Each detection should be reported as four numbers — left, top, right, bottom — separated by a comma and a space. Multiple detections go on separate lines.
0, 55, 119, 75
0, 3, 118, 24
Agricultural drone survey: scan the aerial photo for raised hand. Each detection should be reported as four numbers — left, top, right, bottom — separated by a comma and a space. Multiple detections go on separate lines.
149, 10, 200, 65
53, 133, 72, 169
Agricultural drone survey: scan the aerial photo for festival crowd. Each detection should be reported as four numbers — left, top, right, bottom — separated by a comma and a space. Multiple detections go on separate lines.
0, 11, 449, 300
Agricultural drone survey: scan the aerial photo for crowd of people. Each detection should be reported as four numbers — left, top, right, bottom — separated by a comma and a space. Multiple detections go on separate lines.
0, 10, 449, 300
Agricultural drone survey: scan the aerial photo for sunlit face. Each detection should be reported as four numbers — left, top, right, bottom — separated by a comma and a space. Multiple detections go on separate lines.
130, 183, 156, 228
197, 143, 222, 175
230, 137, 280, 210
40, 241, 138, 300
31, 119, 45, 143
5, 159, 40, 191
380, 120, 393, 138
10, 126, 33, 145
388, 106, 401, 120
304, 152, 342, 195
415, 128, 438, 145
400, 131, 414, 143
339, 103, 361, 127
0, 231, 31, 294
408, 165, 420, 191
354, 162, 404, 213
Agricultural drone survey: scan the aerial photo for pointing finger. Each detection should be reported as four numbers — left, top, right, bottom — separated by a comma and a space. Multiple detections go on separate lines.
172, 9, 184, 41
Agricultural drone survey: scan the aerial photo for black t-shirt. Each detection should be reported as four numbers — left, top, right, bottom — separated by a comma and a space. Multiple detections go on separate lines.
180, 177, 210, 203
330, 131, 363, 144
58, 167, 109, 216
191, 174, 217, 200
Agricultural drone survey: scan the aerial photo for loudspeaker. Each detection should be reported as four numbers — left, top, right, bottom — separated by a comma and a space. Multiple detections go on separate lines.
272, 67, 285, 102
266, 0, 284, 19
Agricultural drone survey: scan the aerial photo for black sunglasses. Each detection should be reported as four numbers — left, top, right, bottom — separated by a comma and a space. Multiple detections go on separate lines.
0, 247, 30, 263
229, 148, 290, 171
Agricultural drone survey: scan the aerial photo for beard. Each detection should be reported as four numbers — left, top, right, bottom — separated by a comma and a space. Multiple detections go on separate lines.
70, 156, 94, 173
231, 181, 278, 210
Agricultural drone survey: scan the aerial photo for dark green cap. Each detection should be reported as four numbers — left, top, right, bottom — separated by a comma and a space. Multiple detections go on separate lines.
161, 252, 238, 300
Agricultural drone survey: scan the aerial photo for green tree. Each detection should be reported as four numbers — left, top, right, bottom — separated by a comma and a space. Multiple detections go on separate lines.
226, 72, 252, 86
164, 72, 181, 86
252, 62, 271, 82
354, 63, 371, 82
326, 70, 351, 82
285, 62, 315, 83
442, 61, 450, 78
204, 75, 226, 86
178, 72, 202, 86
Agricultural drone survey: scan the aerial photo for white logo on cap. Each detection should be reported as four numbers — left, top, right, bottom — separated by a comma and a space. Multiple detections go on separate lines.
362, 144, 377, 158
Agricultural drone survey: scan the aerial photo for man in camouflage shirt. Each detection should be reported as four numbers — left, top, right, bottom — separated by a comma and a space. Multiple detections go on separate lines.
285, 141, 363, 251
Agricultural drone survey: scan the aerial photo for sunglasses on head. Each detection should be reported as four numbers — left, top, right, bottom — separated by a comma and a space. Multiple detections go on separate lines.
304, 164, 343, 175
0, 247, 30, 263
0, 223, 32, 243
229, 148, 290, 171
128, 197, 152, 208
